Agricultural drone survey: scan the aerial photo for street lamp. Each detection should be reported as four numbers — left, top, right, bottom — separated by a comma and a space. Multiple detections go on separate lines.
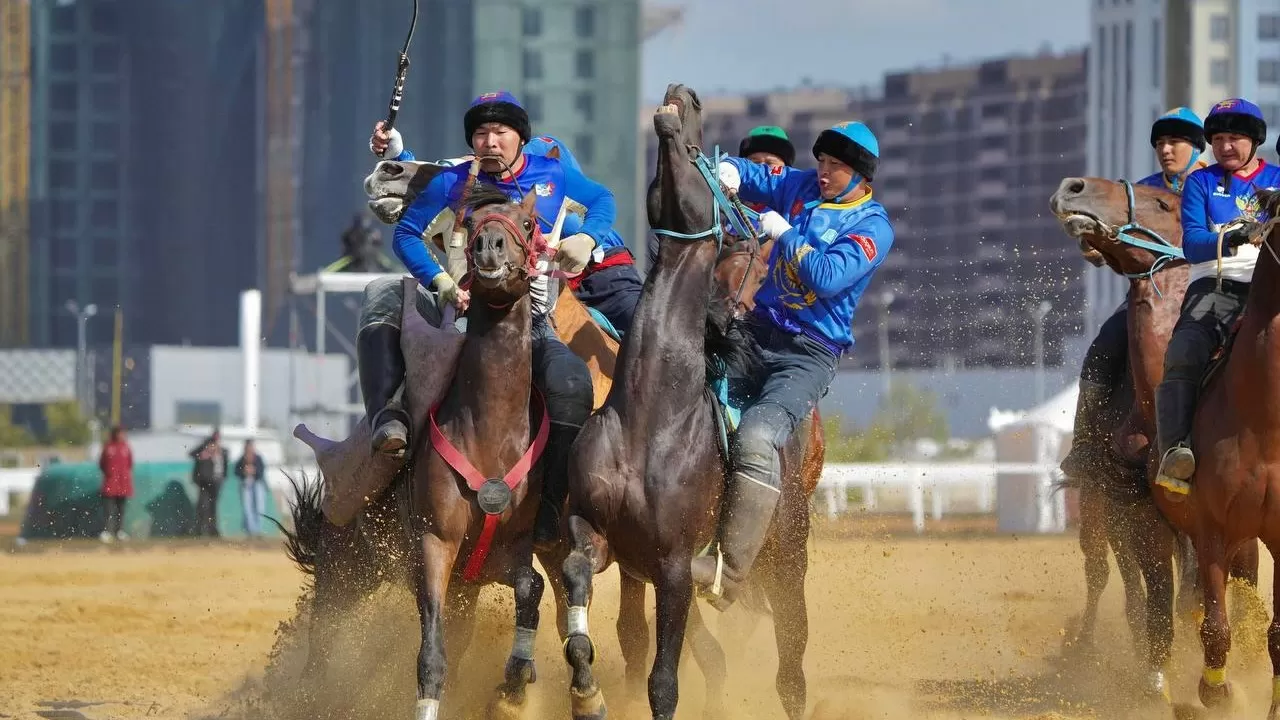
876, 290, 895, 396
66, 300, 98, 419
1031, 300, 1053, 405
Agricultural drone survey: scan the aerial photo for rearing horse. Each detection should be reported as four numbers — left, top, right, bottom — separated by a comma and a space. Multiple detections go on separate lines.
559, 84, 813, 720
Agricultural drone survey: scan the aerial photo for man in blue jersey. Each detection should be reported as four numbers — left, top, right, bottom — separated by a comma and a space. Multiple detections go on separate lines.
689, 121, 894, 609
1154, 98, 1280, 498
1060, 108, 1206, 479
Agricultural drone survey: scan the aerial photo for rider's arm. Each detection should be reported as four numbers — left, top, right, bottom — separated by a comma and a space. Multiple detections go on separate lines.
719, 156, 806, 210
561, 164, 617, 246
527, 136, 583, 173
786, 215, 893, 298
393, 174, 455, 284
1180, 171, 1220, 264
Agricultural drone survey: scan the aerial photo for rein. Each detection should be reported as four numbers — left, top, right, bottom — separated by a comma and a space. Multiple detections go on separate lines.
651, 144, 761, 249
1111, 179, 1185, 297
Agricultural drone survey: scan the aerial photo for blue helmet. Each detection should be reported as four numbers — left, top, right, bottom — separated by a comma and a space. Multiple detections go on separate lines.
812, 121, 879, 181
1151, 107, 1205, 152
463, 91, 531, 144
1204, 98, 1267, 145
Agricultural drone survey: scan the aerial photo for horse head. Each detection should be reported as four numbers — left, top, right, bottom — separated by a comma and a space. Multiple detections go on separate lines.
1050, 177, 1183, 278
657, 83, 704, 147
461, 183, 545, 302
363, 160, 449, 224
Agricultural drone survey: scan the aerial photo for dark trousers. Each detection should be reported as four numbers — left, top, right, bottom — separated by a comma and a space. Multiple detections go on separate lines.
532, 315, 594, 429
729, 318, 840, 489
1163, 278, 1249, 385
195, 480, 223, 537
103, 495, 126, 535
1081, 302, 1129, 386
572, 250, 643, 337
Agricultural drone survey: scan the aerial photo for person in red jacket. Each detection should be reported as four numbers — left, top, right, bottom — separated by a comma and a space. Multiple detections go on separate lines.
98, 426, 133, 542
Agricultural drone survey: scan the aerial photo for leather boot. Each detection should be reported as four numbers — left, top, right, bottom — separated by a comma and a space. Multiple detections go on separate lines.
690, 474, 781, 611
1060, 379, 1112, 479
357, 325, 411, 457
533, 423, 580, 553
1155, 379, 1199, 499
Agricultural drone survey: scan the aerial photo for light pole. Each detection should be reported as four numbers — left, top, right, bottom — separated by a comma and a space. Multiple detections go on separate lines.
876, 290, 895, 396
1032, 300, 1052, 405
66, 300, 98, 419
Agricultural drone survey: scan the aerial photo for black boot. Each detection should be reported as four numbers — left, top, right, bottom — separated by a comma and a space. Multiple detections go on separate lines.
533, 423, 580, 552
1060, 379, 1112, 480
690, 475, 780, 611
1155, 379, 1199, 500
357, 325, 411, 457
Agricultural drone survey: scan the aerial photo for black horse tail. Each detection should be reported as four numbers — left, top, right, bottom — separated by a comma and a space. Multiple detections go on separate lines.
704, 299, 763, 385
275, 472, 325, 578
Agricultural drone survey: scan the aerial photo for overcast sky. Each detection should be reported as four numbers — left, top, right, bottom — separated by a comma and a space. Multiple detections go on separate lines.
642, 0, 1091, 100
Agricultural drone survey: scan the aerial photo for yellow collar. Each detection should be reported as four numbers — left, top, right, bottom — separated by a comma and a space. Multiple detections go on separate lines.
818, 189, 874, 210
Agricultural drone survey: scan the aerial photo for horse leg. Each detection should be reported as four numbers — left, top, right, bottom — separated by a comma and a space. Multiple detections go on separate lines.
1131, 504, 1176, 699
537, 544, 572, 639
685, 599, 727, 719
489, 562, 545, 718
1229, 537, 1260, 587
617, 570, 651, 699
1197, 532, 1234, 709
649, 559, 695, 720
1110, 504, 1148, 656
444, 583, 481, 692
1073, 481, 1110, 650
302, 518, 366, 681
1264, 543, 1280, 720
756, 546, 809, 720
1175, 531, 1202, 623
415, 534, 458, 720
562, 515, 608, 720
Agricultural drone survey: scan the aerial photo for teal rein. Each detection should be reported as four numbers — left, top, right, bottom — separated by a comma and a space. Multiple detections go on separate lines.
651, 145, 762, 249
1115, 178, 1185, 297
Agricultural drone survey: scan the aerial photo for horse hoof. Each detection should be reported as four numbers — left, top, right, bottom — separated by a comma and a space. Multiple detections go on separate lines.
1198, 677, 1232, 708
570, 684, 607, 720
486, 694, 525, 720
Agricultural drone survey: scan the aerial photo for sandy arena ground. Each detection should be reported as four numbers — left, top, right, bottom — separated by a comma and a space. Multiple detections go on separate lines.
2, 518, 1277, 720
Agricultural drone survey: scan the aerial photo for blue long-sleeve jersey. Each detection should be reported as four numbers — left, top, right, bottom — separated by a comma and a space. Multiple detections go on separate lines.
1179, 162, 1280, 274
393, 153, 623, 284
724, 157, 894, 350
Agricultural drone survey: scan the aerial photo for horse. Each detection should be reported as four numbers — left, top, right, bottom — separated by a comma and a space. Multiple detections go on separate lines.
1050, 176, 1261, 697
558, 83, 813, 720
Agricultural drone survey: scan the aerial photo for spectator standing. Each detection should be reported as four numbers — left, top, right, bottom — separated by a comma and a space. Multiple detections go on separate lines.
190, 429, 229, 537
235, 440, 267, 537
97, 426, 133, 543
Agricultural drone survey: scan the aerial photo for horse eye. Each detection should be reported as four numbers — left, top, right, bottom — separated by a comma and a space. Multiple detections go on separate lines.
523, 220, 532, 231
1156, 198, 1172, 212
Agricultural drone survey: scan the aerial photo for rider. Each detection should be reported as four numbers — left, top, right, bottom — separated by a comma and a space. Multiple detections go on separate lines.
1154, 98, 1280, 498
370, 97, 642, 335
377, 91, 628, 549
647, 125, 798, 268
1059, 108, 1206, 479
690, 121, 894, 608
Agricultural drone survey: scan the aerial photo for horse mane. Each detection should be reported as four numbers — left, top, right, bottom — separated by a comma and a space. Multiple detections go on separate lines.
1259, 188, 1280, 217
703, 299, 763, 386
462, 181, 515, 214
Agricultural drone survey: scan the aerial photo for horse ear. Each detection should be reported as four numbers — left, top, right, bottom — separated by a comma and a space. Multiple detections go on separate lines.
520, 190, 538, 215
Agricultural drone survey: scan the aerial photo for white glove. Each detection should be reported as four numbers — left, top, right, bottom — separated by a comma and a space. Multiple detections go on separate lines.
555, 233, 596, 274
717, 161, 741, 192
370, 127, 405, 159
758, 210, 792, 240
431, 272, 467, 309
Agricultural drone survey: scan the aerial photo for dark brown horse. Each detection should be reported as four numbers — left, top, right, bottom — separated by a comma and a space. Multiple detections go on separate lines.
1050, 177, 1260, 698
558, 84, 812, 720
1182, 190, 1280, 715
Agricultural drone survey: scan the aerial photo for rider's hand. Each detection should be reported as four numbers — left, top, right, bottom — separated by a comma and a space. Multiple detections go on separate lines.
370, 121, 404, 159
758, 210, 792, 240
1225, 221, 1261, 250
431, 272, 469, 310
555, 233, 596, 274
717, 161, 741, 193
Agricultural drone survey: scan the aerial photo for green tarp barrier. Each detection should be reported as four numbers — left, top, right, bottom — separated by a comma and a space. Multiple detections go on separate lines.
20, 461, 281, 540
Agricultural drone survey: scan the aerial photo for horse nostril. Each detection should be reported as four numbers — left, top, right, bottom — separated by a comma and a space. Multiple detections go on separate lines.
1064, 178, 1085, 195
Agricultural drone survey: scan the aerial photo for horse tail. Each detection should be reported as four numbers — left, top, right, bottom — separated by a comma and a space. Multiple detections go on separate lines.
703, 299, 763, 385
275, 471, 325, 578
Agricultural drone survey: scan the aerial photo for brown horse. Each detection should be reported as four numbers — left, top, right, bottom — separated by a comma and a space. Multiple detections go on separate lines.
1181, 189, 1280, 715
1050, 177, 1260, 697
559, 84, 813, 720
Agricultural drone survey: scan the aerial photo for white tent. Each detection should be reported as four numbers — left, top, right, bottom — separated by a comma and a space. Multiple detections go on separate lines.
986, 382, 1079, 534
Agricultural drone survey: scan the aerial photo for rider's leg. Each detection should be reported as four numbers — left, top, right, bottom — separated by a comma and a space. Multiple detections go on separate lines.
357, 277, 412, 456
1155, 278, 1248, 497
530, 314, 594, 551
1061, 302, 1129, 479
692, 326, 838, 610
572, 250, 643, 336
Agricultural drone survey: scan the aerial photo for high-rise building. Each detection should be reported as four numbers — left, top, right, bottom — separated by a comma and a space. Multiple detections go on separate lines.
649, 50, 1089, 370
0, 0, 30, 347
